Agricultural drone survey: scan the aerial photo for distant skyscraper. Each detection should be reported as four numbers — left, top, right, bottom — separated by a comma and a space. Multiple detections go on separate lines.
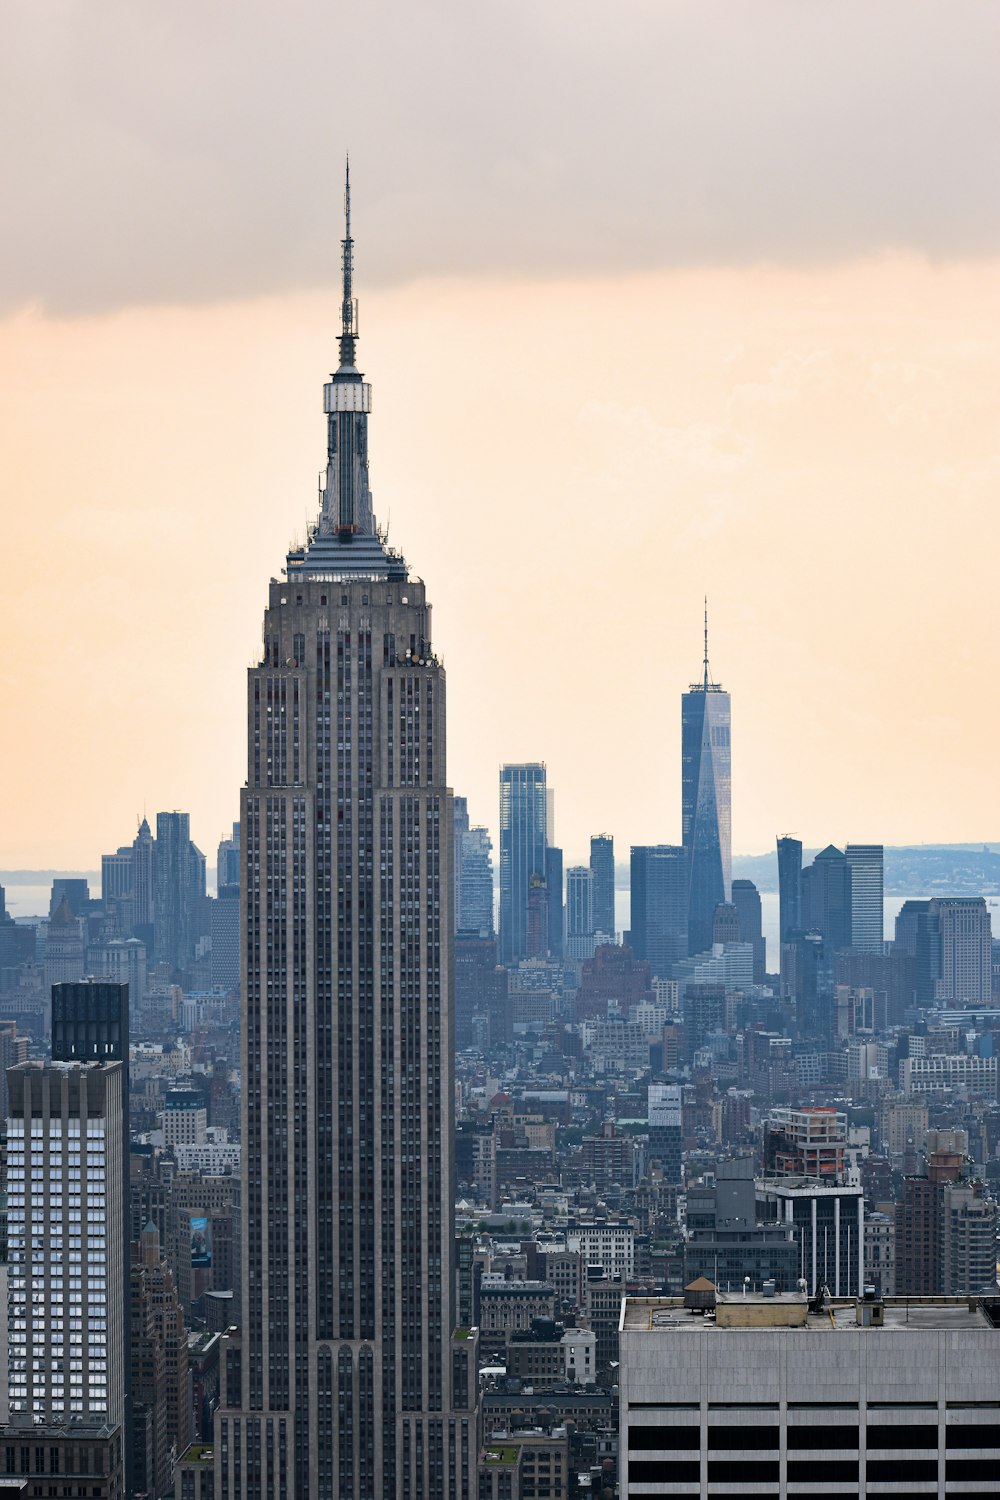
499, 763, 548, 966
153, 811, 206, 972
845, 842, 884, 952
131, 816, 154, 943
629, 846, 688, 978
44, 895, 85, 989
801, 844, 851, 952
215, 172, 476, 1499
216, 820, 241, 894
49, 877, 90, 919
930, 896, 992, 1003
776, 835, 802, 942
682, 609, 731, 956
458, 825, 494, 938
895, 898, 941, 1006
545, 845, 564, 959
452, 796, 471, 935
589, 834, 615, 940
565, 866, 595, 960
731, 877, 765, 981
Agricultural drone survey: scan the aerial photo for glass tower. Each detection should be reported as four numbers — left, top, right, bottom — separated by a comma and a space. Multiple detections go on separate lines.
498, 763, 548, 966
681, 614, 731, 957
215, 169, 477, 1500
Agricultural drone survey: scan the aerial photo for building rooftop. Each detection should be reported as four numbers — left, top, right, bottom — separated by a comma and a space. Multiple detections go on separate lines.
621, 1294, 998, 1333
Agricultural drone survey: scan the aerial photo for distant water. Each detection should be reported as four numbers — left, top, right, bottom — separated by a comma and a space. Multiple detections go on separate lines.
1, 875, 100, 921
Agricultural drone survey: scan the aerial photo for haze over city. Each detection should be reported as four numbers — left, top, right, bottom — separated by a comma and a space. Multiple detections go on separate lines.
4, 1, 1000, 868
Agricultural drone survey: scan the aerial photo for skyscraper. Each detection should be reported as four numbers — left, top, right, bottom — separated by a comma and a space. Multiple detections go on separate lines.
499, 763, 548, 966
153, 811, 206, 972
452, 796, 470, 935
215, 170, 476, 1499
845, 842, 884, 952
457, 824, 494, 939
776, 835, 802, 943
589, 833, 615, 941
731, 877, 765, 981
930, 896, 992, 1003
681, 609, 731, 956
5, 1062, 127, 1491
801, 843, 851, 952
545, 844, 564, 959
565, 866, 595, 960
629, 845, 688, 978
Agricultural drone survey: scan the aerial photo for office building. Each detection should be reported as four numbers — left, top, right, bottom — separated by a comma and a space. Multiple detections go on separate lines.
684, 1156, 798, 1291
629, 845, 688, 978
620, 1290, 1000, 1500
43, 897, 85, 989
589, 834, 615, 941
647, 1084, 682, 1183
131, 817, 155, 946
681, 614, 731, 956
499, 764, 549, 967
801, 843, 852, 951
545, 845, 564, 960
216, 821, 240, 894
457, 824, 494, 939
894, 898, 941, 1006
452, 796, 470, 935
845, 842, 884, 952
154, 812, 207, 973
931, 896, 992, 1003
564, 866, 594, 961
730, 877, 765, 980
214, 173, 476, 1499
757, 1178, 864, 1296
776, 835, 802, 943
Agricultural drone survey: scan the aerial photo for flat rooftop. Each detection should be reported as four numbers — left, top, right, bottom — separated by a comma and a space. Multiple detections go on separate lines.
622, 1295, 996, 1333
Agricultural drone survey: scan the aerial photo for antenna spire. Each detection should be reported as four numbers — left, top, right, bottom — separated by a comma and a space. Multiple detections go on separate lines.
339, 156, 357, 370
703, 596, 710, 689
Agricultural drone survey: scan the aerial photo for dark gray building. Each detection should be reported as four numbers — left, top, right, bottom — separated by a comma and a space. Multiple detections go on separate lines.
684, 1157, 798, 1291
681, 615, 731, 957
776, 834, 802, 943
630, 845, 688, 978
589, 833, 615, 941
802, 843, 852, 953
214, 174, 477, 1500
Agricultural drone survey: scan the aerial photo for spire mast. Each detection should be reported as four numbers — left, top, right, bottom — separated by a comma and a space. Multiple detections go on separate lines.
339, 156, 358, 369
703, 596, 710, 690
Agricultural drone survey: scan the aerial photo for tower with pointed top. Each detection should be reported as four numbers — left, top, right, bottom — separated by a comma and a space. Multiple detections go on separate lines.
215, 170, 477, 1500
681, 605, 732, 956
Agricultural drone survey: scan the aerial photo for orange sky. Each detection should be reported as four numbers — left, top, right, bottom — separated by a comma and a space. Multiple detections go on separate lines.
3, 255, 999, 868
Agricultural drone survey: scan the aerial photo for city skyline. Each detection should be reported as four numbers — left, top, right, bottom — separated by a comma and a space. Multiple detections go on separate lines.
5, 7, 1000, 868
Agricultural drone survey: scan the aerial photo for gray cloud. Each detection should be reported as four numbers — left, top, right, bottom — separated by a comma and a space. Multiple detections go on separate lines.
3, 0, 999, 313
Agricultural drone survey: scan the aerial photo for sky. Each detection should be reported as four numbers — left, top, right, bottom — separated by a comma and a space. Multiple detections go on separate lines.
3, 1, 1000, 871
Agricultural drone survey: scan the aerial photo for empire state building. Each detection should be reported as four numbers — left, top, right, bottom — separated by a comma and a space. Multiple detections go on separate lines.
215, 171, 478, 1499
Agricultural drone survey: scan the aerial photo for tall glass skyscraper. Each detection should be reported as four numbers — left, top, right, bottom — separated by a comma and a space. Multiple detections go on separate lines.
681, 615, 731, 957
589, 833, 615, 940
776, 835, 803, 943
215, 171, 477, 1499
629, 845, 689, 978
499, 763, 548, 966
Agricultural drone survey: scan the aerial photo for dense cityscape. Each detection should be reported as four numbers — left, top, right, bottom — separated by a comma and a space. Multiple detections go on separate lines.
1, 161, 999, 1500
